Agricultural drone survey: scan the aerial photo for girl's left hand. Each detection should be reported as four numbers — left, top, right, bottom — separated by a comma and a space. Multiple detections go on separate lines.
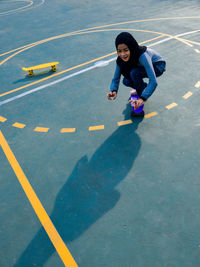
129, 98, 144, 110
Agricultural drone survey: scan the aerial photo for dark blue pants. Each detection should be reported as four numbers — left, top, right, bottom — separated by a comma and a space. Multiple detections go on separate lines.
123, 61, 166, 96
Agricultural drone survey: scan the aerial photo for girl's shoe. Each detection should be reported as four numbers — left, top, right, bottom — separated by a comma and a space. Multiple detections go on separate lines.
130, 89, 137, 95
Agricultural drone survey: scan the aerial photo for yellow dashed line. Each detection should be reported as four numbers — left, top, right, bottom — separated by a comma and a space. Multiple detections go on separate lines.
0, 19, 199, 133
0, 115, 7, 122
12, 122, 26, 129
118, 120, 133, 126
166, 103, 178, 110
183, 91, 193, 99
144, 112, 158, 118
89, 125, 104, 131
60, 128, 76, 133
195, 81, 200, 88
34, 127, 49, 133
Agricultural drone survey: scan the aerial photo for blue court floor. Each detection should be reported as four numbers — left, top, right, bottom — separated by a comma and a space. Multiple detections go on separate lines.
0, 1, 200, 266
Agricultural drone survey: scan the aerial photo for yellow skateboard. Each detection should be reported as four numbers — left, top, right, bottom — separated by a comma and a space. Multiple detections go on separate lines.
22, 62, 59, 77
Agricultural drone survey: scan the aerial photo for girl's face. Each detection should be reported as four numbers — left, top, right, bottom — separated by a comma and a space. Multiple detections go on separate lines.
117, 44, 130, 62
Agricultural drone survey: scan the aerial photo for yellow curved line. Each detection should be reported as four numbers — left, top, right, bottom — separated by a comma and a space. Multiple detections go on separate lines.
0, 27, 192, 67
0, 51, 117, 97
0, 25, 193, 98
1, 16, 200, 57
0, 0, 33, 15
182, 39, 200, 46
0, 30, 165, 98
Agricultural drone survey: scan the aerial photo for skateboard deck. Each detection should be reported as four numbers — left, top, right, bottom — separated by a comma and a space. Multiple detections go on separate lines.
22, 62, 59, 76
130, 94, 144, 113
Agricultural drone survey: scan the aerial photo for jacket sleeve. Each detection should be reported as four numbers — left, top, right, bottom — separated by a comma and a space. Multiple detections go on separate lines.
139, 53, 158, 100
110, 64, 121, 92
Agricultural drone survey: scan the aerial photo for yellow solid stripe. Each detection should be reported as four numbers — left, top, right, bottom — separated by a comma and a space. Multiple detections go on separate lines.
118, 120, 133, 126
194, 49, 200, 53
89, 125, 104, 131
0, 51, 116, 98
12, 122, 26, 128
144, 112, 158, 118
34, 127, 49, 132
166, 103, 178, 109
60, 128, 76, 133
0, 115, 7, 122
183, 91, 193, 99
0, 130, 78, 267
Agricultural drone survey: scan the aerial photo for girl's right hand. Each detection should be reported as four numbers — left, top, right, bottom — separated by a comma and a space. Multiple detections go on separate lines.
107, 91, 117, 100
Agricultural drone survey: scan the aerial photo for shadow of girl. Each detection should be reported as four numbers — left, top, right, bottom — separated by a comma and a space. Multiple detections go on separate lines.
14, 105, 143, 266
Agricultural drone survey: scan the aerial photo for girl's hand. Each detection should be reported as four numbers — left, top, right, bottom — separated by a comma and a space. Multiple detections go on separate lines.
129, 98, 144, 109
107, 91, 117, 100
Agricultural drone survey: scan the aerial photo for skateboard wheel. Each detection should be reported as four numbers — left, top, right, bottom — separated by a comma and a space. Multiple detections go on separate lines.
52, 65, 57, 72
28, 70, 33, 77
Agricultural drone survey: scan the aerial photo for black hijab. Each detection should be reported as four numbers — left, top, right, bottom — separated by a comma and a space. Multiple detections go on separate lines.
115, 32, 147, 79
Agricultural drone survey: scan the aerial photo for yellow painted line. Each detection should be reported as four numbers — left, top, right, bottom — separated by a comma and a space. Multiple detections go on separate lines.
89, 125, 104, 131
0, 31, 161, 98
0, 25, 195, 98
0, 51, 117, 98
166, 102, 178, 109
195, 81, 200, 88
0, 130, 78, 267
2, 16, 200, 57
183, 39, 200, 46
194, 49, 200, 53
34, 127, 49, 133
118, 120, 133, 126
0, 33, 162, 99
183, 91, 193, 99
60, 128, 76, 133
144, 112, 158, 118
0, 115, 7, 122
12, 122, 26, 129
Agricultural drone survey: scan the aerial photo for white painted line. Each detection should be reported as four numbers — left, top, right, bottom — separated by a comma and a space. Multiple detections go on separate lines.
0, 29, 199, 106
0, 65, 99, 106
195, 81, 200, 88
0, 0, 45, 16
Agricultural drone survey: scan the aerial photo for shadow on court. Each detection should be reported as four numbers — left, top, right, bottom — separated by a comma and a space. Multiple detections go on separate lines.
13, 104, 143, 266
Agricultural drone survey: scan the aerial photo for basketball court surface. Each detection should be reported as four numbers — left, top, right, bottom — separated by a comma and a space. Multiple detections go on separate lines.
0, 1, 200, 266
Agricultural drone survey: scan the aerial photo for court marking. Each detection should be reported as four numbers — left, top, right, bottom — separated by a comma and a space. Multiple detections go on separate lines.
0, 29, 199, 105
12, 122, 26, 128
0, 20, 199, 132
183, 92, 193, 99
144, 112, 158, 119
0, 115, 7, 122
0, 130, 78, 267
118, 120, 133, 126
166, 103, 178, 110
34, 126, 49, 132
195, 81, 200, 88
60, 128, 76, 133
0, 88, 196, 133
0, 0, 45, 16
0, 0, 33, 15
89, 125, 104, 131
1, 16, 199, 58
